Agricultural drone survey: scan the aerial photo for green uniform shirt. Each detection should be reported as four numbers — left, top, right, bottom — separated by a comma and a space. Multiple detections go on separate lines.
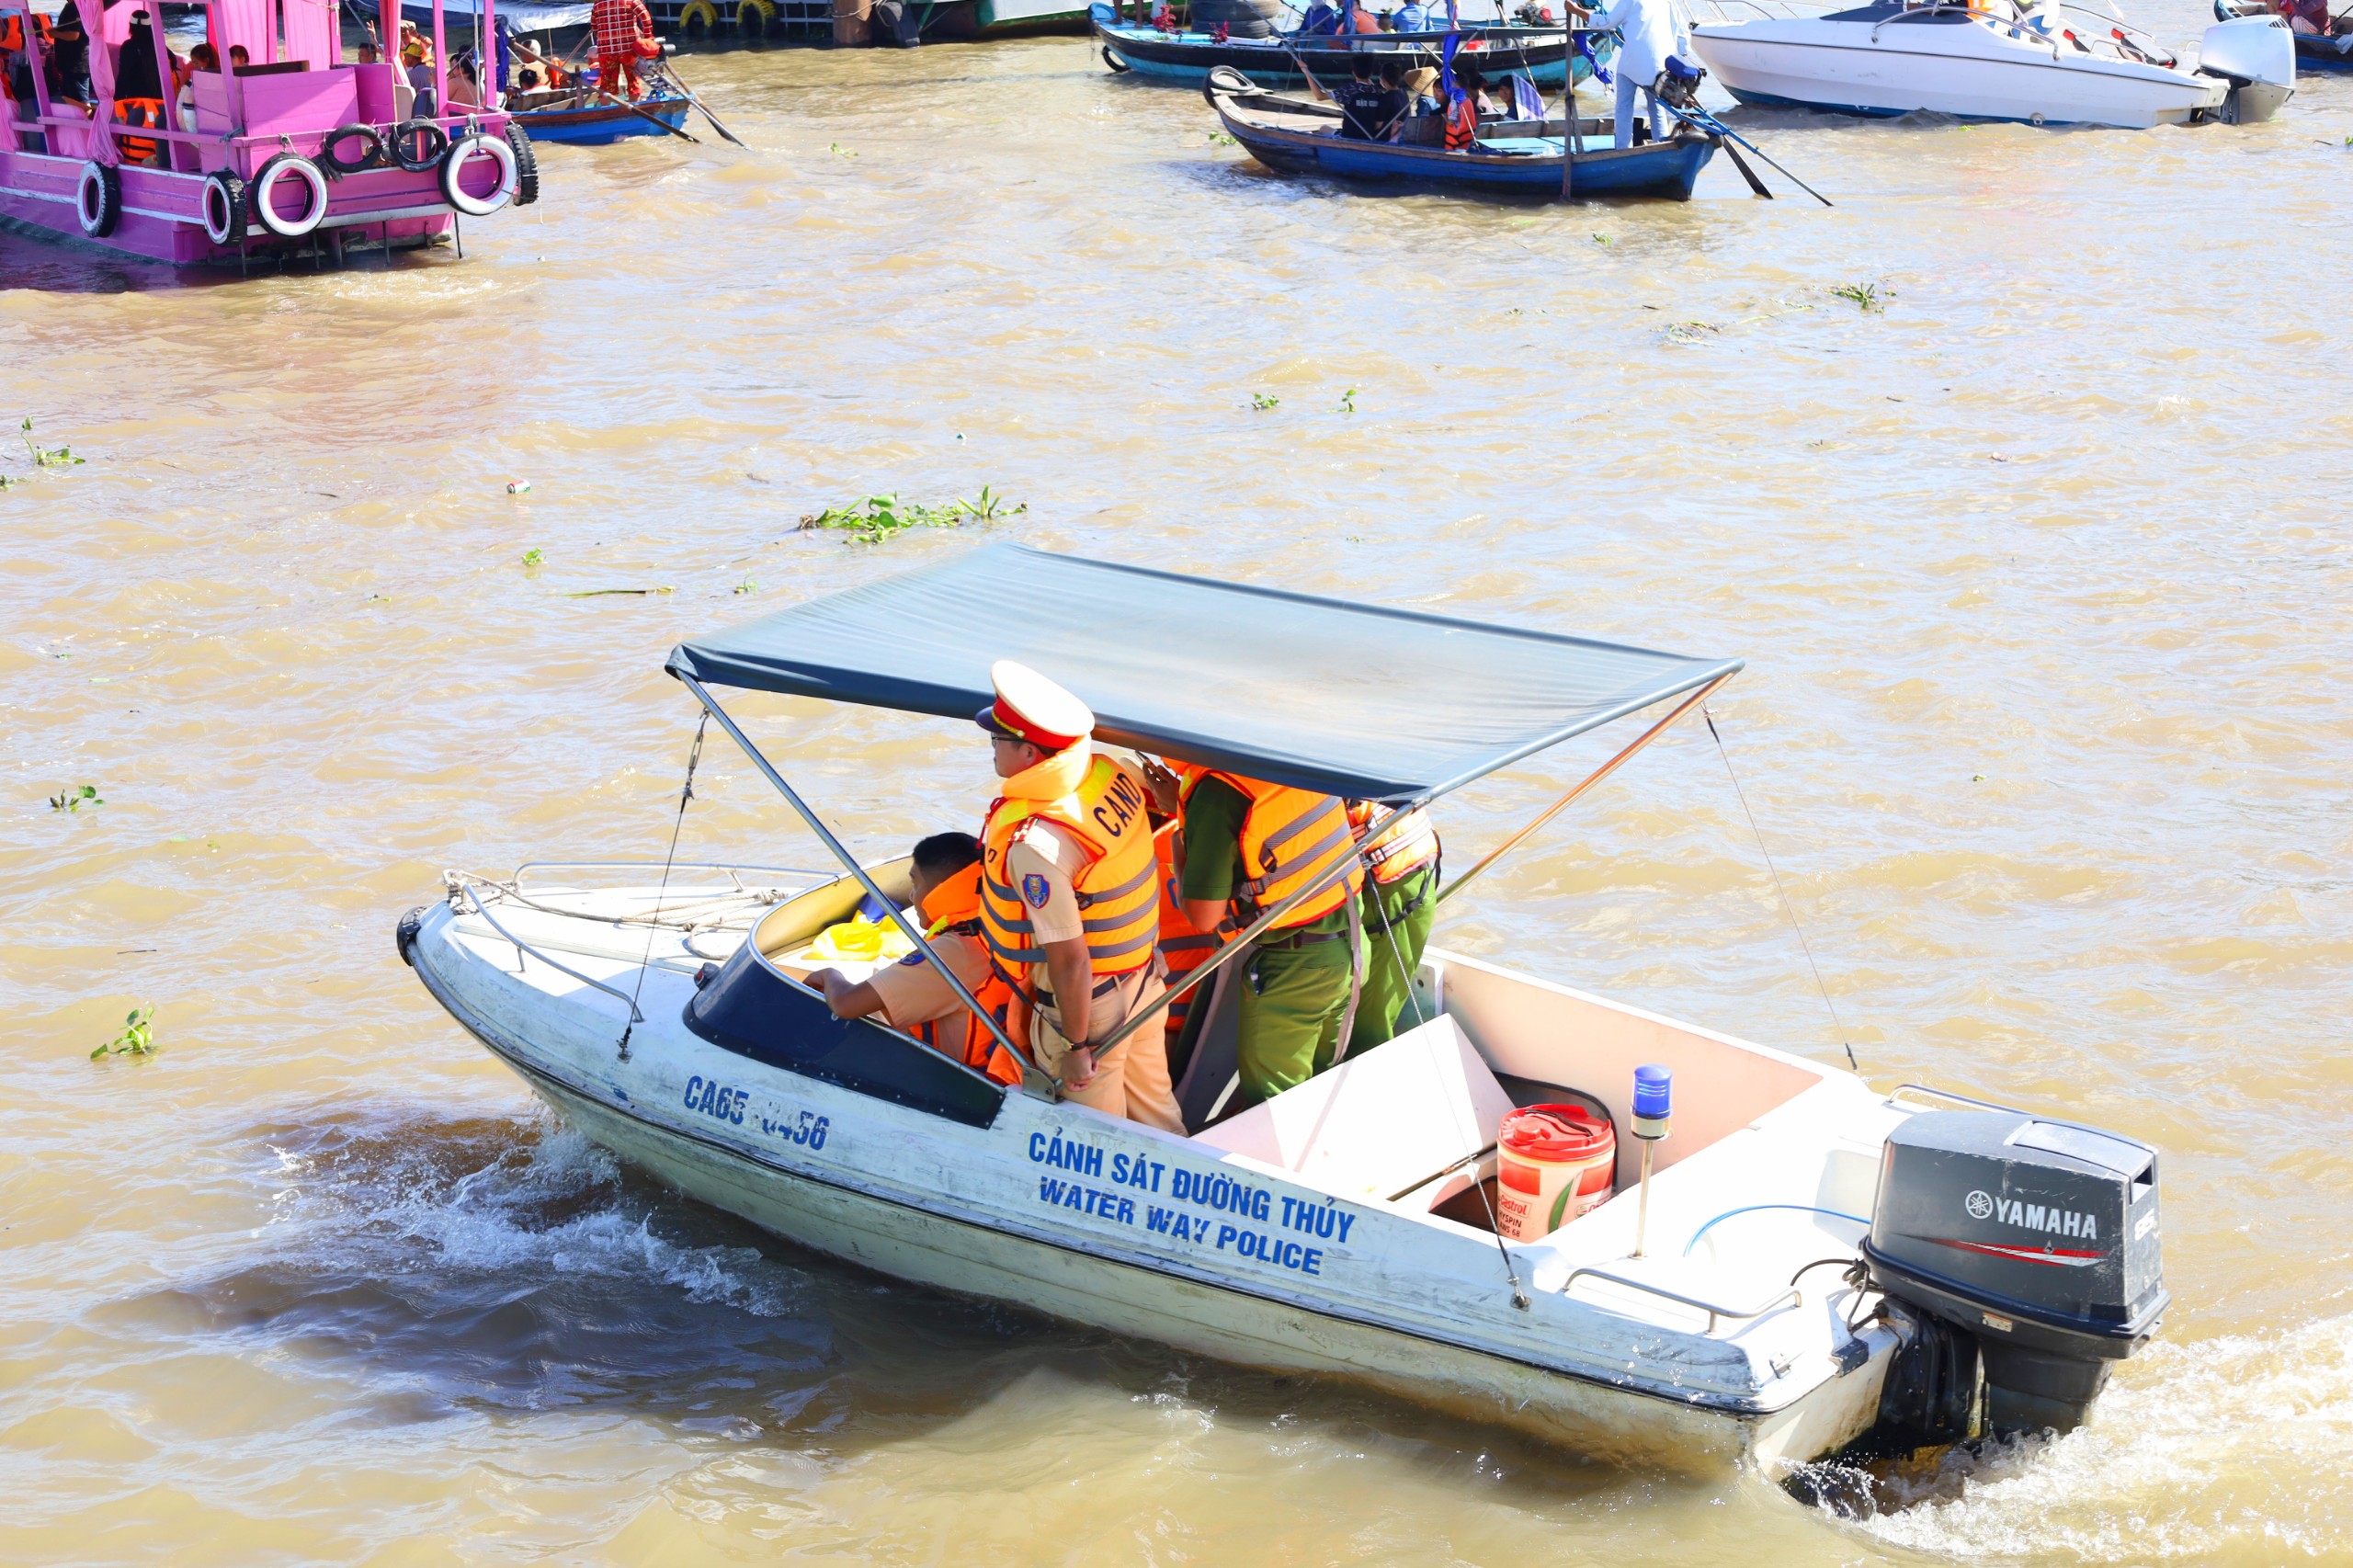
1177, 778, 1351, 937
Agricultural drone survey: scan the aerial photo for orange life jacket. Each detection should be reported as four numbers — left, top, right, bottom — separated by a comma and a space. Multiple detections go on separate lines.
1176, 764, 1363, 929
1154, 821, 1224, 1038
904, 866, 1022, 1087
979, 750, 1160, 1043
1347, 801, 1439, 886
112, 96, 165, 162
1444, 92, 1478, 150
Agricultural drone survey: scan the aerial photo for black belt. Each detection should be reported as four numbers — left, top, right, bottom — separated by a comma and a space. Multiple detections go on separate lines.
1257, 926, 1350, 950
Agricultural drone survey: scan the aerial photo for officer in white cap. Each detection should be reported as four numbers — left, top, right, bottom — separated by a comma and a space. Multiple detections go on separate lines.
973, 661, 1183, 1132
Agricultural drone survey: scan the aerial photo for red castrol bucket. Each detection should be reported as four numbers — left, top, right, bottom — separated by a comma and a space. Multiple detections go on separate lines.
1495, 1105, 1616, 1241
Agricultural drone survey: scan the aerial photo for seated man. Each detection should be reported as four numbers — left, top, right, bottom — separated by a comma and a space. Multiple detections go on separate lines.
805, 832, 1022, 1086
1334, 54, 1397, 140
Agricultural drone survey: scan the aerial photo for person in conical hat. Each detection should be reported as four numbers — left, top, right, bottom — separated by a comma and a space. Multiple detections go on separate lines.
974, 661, 1183, 1133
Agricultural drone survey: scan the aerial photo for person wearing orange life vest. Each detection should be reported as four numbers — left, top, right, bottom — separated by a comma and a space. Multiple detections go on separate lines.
974, 661, 1183, 1132
1142, 757, 1364, 1108
1345, 800, 1440, 1054
1151, 817, 1223, 1059
804, 832, 1022, 1088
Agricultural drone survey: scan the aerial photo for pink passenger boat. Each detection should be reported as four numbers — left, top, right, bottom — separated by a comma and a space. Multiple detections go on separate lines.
0, 0, 535, 265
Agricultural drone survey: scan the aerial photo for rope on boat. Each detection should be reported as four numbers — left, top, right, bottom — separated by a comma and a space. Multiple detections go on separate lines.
621, 712, 709, 1062
1702, 705, 1859, 1071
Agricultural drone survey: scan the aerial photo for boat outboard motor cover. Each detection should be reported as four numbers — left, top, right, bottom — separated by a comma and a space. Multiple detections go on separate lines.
1864, 1109, 2166, 1435
2198, 15, 2295, 122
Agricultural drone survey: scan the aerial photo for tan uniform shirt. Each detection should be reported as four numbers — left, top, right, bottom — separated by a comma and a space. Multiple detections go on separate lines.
863, 927, 990, 1039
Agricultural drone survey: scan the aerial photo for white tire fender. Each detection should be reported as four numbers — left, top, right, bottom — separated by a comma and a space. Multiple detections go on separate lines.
440, 131, 518, 217
249, 153, 330, 238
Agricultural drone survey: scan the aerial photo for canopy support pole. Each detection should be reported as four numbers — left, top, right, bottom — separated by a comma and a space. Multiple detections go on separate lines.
676, 674, 1053, 1099
1436, 671, 1733, 908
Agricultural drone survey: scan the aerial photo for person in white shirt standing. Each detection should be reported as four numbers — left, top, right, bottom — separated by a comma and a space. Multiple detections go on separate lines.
1566, 0, 1687, 147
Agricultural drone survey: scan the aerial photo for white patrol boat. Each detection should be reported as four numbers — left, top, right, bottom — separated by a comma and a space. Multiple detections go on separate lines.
398, 543, 2170, 1474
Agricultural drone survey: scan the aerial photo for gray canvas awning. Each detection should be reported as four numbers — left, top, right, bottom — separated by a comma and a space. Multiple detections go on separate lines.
665, 544, 1741, 802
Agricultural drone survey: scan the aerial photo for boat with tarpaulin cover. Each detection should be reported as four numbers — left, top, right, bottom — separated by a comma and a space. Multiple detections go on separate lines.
398, 543, 2174, 1471
1204, 62, 1717, 199
0, 0, 533, 264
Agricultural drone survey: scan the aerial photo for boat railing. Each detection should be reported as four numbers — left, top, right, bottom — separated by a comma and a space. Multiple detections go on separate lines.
1558, 1267, 1803, 1333
450, 878, 647, 1023
512, 859, 831, 893
1885, 1082, 2160, 1156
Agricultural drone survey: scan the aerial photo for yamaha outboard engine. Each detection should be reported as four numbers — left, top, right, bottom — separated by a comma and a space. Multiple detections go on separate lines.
1865, 1109, 2166, 1437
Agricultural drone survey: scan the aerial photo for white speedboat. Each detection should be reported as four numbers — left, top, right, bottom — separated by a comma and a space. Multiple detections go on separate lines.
1686, 0, 2294, 127
398, 543, 2170, 1472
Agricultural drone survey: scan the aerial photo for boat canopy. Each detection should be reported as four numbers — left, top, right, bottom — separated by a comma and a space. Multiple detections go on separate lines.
668, 545, 1738, 802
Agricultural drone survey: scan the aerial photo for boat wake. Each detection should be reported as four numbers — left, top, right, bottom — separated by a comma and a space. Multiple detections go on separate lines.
1789, 1312, 2353, 1562
132, 1104, 846, 1430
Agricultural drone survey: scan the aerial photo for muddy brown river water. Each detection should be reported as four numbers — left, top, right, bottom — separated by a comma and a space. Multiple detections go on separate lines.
4, 14, 2350, 1563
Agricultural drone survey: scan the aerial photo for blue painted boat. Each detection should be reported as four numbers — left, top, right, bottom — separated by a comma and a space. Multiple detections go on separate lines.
1205, 69, 1718, 199
506, 87, 693, 144
1099, 17, 1592, 87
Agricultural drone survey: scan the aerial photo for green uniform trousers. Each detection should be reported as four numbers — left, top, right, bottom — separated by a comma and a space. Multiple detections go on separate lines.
1237, 935, 1358, 1106
1349, 864, 1437, 1054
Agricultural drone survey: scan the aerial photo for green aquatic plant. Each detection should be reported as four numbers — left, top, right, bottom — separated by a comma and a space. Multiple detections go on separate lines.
1592, 232, 1612, 246
799, 487, 1026, 546
734, 575, 758, 596
1665, 320, 1720, 345
1336, 388, 1357, 415
21, 416, 84, 468
828, 142, 857, 158
521, 547, 544, 568
92, 1007, 156, 1059
1830, 281, 1891, 313
1208, 130, 1237, 145
48, 784, 102, 812
1250, 392, 1280, 412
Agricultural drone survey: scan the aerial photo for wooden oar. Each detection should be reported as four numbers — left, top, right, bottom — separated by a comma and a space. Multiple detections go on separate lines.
589, 79, 703, 142
656, 58, 746, 146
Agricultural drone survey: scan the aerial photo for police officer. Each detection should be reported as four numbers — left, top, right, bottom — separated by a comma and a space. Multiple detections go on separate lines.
1145, 759, 1363, 1108
975, 663, 1183, 1132
1346, 801, 1440, 1053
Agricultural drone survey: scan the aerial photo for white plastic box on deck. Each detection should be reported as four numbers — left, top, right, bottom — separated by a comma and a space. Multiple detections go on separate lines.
397, 543, 2170, 1472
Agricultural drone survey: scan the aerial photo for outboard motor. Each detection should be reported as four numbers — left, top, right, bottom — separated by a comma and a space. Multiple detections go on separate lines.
2197, 15, 2295, 124
1864, 1109, 2166, 1437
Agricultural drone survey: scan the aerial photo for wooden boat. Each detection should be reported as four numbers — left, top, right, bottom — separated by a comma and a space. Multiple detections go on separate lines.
398, 543, 2172, 1472
0, 0, 531, 266
1097, 14, 1585, 86
1206, 66, 1719, 199
2215, 0, 2350, 71
504, 85, 690, 143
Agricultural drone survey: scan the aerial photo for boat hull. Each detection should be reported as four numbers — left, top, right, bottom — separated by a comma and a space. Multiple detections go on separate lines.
1098, 21, 1579, 86
0, 130, 506, 266
1687, 15, 2228, 127
402, 882, 1904, 1474
509, 94, 692, 145
1210, 84, 1716, 199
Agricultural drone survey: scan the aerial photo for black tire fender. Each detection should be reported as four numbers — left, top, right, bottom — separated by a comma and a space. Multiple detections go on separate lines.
75, 160, 121, 238
1102, 42, 1131, 71
319, 122, 386, 175
199, 169, 246, 244
387, 118, 449, 172
503, 120, 540, 207
397, 907, 425, 968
